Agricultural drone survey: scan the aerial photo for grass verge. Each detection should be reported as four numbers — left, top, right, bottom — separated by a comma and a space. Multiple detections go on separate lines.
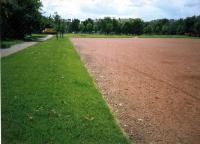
68, 33, 200, 38
1, 34, 48, 49
24, 34, 48, 41
1, 35, 130, 144
67, 33, 134, 38
138, 34, 199, 38
1, 40, 23, 48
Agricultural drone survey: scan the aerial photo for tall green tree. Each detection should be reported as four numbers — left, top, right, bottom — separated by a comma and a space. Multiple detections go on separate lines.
122, 20, 132, 34
132, 18, 144, 35
98, 17, 113, 34
184, 16, 196, 35
53, 12, 61, 32
194, 16, 200, 36
70, 19, 80, 33
112, 18, 121, 34
175, 19, 185, 35
1, 0, 42, 39
81, 18, 94, 33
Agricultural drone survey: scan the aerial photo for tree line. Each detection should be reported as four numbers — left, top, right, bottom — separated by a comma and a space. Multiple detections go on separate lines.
1, 0, 66, 39
1, 0, 200, 40
65, 16, 200, 36
1, 0, 45, 39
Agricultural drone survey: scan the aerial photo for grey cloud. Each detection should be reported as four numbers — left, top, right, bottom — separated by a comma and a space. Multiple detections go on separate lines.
81, 2, 131, 16
184, 1, 200, 8
42, 0, 200, 21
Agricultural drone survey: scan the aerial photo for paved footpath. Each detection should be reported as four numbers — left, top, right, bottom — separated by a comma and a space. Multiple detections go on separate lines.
1, 35, 53, 57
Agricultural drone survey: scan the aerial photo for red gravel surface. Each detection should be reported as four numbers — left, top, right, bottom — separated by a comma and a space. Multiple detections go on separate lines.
71, 38, 200, 144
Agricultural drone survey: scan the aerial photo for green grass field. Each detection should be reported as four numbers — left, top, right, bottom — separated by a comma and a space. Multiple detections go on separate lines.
1, 35, 130, 144
3, 33, 197, 143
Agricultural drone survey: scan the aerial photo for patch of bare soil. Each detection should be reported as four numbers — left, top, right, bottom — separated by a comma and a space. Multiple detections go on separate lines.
71, 38, 200, 144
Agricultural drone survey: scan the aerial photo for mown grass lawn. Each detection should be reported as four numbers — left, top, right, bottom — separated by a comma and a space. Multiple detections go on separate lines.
1, 36, 130, 144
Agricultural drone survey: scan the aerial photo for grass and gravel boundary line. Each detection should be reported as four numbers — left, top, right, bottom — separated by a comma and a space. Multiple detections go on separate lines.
2, 35, 130, 144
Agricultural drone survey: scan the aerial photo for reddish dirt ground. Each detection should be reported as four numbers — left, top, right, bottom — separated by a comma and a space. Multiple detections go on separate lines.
71, 38, 200, 144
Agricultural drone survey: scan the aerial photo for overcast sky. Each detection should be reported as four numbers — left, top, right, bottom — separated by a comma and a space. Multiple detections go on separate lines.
41, 0, 200, 21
